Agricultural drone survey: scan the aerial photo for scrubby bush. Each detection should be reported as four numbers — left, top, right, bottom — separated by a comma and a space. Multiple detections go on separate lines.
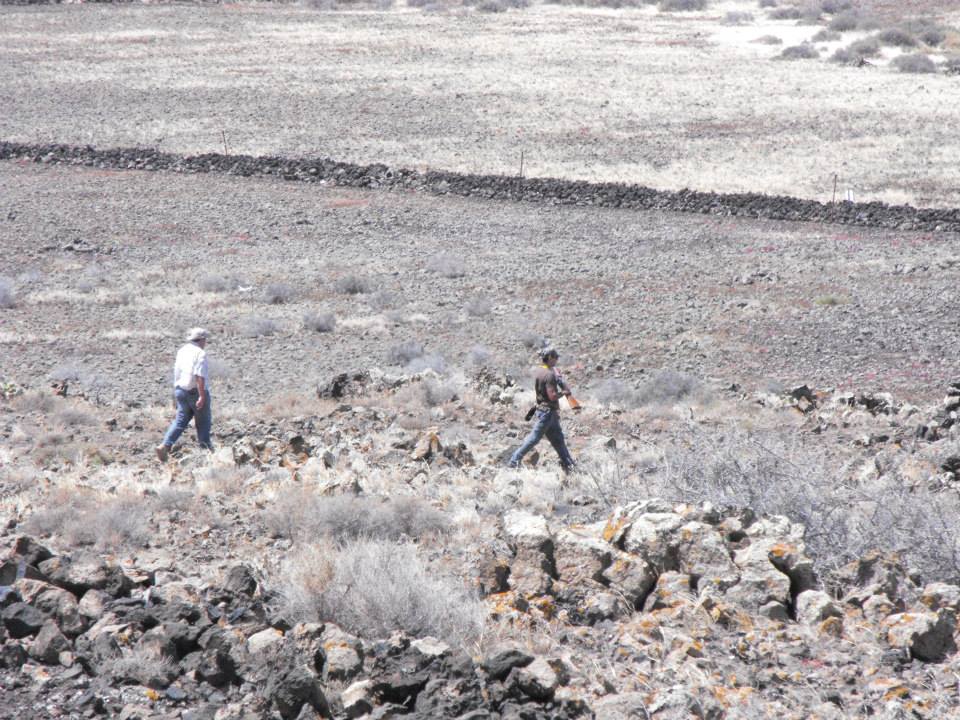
519, 330, 547, 350
0, 278, 15, 309
893, 53, 936, 74
303, 311, 336, 333
335, 275, 372, 295
723, 11, 754, 25
846, 36, 881, 57
206, 357, 232, 379
468, 345, 492, 366
388, 340, 425, 366
658, 0, 706, 10
49, 363, 87, 383
53, 406, 96, 427
25, 490, 151, 550
916, 27, 946, 47
780, 43, 819, 60
753, 34, 783, 45
240, 315, 279, 338
638, 369, 703, 405
465, 296, 493, 318
878, 28, 917, 48
427, 253, 467, 279
198, 274, 240, 292
591, 379, 640, 409
769, 7, 800, 19
828, 8, 876, 31
944, 56, 960, 73
422, 376, 458, 406
264, 492, 449, 542
406, 353, 447, 375
812, 29, 840, 42
818, 0, 851, 12
263, 283, 295, 305
367, 290, 396, 311
281, 539, 484, 644
476, 0, 507, 11
757, 0, 777, 7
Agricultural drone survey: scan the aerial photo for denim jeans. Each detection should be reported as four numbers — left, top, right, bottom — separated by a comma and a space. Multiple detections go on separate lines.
162, 387, 212, 450
509, 408, 574, 470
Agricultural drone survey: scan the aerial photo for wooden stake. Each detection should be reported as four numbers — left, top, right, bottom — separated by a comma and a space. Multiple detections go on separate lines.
221, 130, 229, 156
519, 150, 524, 178
832, 173, 838, 204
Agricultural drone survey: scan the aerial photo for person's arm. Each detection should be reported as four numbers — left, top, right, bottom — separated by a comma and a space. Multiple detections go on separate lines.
195, 375, 206, 409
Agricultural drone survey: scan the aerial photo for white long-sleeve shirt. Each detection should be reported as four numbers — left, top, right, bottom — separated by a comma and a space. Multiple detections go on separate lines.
172, 342, 209, 391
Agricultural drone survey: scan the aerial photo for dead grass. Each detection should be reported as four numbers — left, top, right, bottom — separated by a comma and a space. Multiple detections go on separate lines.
281, 539, 484, 644
24, 488, 153, 550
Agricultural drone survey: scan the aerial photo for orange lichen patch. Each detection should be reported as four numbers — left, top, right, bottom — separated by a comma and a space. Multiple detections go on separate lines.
602, 515, 627, 543
531, 596, 556, 620
882, 686, 911, 701
711, 685, 757, 709
819, 617, 844, 637
768, 543, 796, 559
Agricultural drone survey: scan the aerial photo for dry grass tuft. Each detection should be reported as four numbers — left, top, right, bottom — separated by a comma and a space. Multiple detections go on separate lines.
24, 488, 153, 550
264, 491, 449, 542
303, 311, 336, 333
0, 278, 15, 309
281, 539, 484, 644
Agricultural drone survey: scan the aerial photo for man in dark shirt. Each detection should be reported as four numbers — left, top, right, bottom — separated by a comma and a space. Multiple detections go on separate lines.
508, 347, 576, 471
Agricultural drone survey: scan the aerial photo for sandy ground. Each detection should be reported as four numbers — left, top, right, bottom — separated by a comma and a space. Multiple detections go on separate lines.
1, 1, 959, 207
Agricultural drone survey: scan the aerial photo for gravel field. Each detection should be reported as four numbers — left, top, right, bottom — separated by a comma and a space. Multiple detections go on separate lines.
2, 2, 959, 207
3, 160, 959, 410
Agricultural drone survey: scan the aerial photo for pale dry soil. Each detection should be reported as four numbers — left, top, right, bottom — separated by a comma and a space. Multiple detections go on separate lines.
2, 161, 960, 416
1, 1, 960, 206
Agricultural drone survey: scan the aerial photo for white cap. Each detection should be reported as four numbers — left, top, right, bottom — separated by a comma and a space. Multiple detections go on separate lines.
186, 327, 209, 342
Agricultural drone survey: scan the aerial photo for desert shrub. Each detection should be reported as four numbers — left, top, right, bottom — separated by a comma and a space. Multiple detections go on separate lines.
638, 369, 703, 405
878, 28, 917, 48
465, 296, 493, 318
753, 34, 783, 45
892, 53, 936, 74
406, 353, 447, 375
944, 56, 960, 73
827, 10, 857, 31
830, 48, 853, 63
591, 379, 640, 409
818, 0, 851, 12
198, 274, 240, 292
264, 492, 449, 542
916, 27, 946, 47
263, 283, 294, 305
102, 292, 131, 308
476, 0, 507, 11
49, 363, 88, 383
25, 490, 151, 550
303, 311, 336, 333
367, 290, 396, 311
427, 253, 467, 279
206, 357, 232, 379
0, 278, 15, 309
723, 11, 754, 24
240, 315, 279, 338
658, 0, 706, 10
53, 406, 96, 427
757, 0, 776, 7
812, 29, 840, 42
388, 340, 425, 366
519, 330, 547, 350
108, 647, 179, 689
780, 43, 819, 60
335, 275, 371, 295
468, 345, 492, 366
422, 376, 458, 406
281, 539, 484, 644
769, 7, 800, 19
846, 36, 881, 57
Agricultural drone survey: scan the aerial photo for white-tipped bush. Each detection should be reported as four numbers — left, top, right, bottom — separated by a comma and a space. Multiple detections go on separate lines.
240, 315, 279, 338
304, 311, 336, 333
263, 283, 295, 305
0, 278, 15, 309
335, 275, 372, 295
427, 253, 467, 279
465, 296, 493, 318
893, 53, 936, 74
282, 539, 484, 644
388, 340, 425, 366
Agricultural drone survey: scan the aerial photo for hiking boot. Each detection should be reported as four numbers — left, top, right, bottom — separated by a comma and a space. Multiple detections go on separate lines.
155, 444, 170, 462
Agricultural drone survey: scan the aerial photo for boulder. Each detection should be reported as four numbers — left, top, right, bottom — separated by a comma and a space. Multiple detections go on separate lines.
512, 657, 566, 702
644, 572, 694, 611
602, 549, 656, 608
2, 602, 45, 638
675, 521, 739, 593
322, 627, 363, 681
223, 565, 258, 597
796, 590, 843, 626
481, 647, 533, 681
620, 512, 684, 571
920, 583, 960, 613
882, 609, 958, 662
37, 555, 132, 598
28, 621, 71, 664
341, 679, 374, 718
14, 579, 87, 636
592, 692, 649, 720
10, 536, 53, 567
503, 511, 555, 596
248, 628, 284, 655
266, 662, 329, 720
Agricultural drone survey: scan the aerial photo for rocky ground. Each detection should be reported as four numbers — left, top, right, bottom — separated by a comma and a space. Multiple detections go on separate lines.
4, 0, 960, 718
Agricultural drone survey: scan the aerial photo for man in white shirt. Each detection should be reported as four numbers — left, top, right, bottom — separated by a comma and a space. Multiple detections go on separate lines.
156, 327, 213, 461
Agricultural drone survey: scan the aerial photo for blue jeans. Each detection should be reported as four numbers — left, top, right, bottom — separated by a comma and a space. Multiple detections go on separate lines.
162, 388, 212, 450
509, 408, 574, 470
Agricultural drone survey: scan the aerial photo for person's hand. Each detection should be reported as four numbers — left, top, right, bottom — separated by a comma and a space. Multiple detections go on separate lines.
196, 394, 206, 410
